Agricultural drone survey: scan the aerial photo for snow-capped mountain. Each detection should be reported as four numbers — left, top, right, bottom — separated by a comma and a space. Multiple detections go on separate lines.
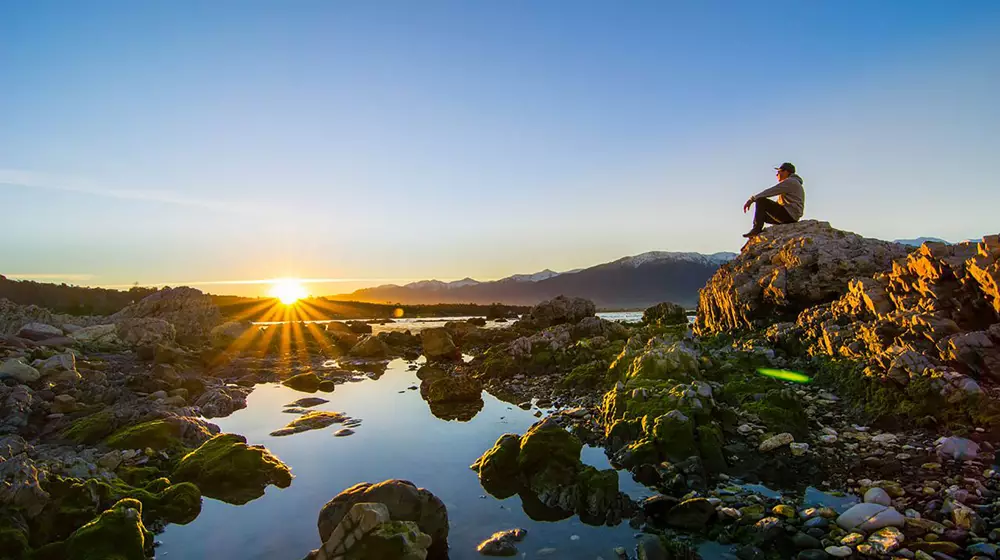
610, 251, 737, 268
498, 269, 562, 283
329, 250, 733, 308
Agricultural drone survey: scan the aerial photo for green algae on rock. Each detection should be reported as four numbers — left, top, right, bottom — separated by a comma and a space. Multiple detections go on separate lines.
64, 498, 152, 560
471, 419, 626, 523
172, 433, 292, 504
104, 419, 186, 451
270, 411, 347, 436
642, 302, 688, 327
61, 410, 117, 445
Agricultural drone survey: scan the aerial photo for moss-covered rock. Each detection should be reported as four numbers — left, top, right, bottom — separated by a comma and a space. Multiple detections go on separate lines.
105, 420, 184, 451
517, 421, 582, 477
624, 340, 700, 384
64, 498, 151, 560
471, 434, 521, 482
61, 411, 117, 445
649, 411, 698, 462
0, 525, 29, 560
172, 433, 292, 504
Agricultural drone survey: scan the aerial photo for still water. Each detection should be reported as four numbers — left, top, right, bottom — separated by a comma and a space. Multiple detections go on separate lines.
156, 359, 649, 559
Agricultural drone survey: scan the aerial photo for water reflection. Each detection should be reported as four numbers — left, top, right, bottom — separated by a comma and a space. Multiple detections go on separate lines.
156, 359, 639, 559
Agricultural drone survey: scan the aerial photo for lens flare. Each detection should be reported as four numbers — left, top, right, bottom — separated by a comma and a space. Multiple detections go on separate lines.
757, 368, 812, 384
269, 279, 307, 305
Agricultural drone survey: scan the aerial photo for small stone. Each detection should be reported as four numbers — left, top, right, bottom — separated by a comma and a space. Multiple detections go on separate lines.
837, 503, 905, 531
868, 526, 905, 555
773, 505, 796, 518
841, 533, 865, 546
334, 429, 355, 437
790, 442, 810, 456
738, 424, 754, 435
818, 434, 838, 444
872, 433, 898, 445
825, 546, 852, 558
759, 433, 794, 452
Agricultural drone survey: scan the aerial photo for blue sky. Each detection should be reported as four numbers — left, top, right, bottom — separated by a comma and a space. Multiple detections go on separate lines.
2, 1, 998, 296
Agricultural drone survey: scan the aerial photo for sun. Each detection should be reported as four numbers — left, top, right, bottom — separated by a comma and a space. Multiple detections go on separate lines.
269, 279, 307, 305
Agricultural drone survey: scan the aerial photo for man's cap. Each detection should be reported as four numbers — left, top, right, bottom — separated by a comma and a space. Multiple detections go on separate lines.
775, 162, 796, 173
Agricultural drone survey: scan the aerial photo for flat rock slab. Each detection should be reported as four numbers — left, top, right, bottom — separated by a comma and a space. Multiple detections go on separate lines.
270, 411, 348, 437
284, 397, 329, 408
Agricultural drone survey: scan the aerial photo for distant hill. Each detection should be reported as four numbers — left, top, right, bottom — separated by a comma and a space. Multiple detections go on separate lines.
893, 237, 950, 247
328, 251, 737, 309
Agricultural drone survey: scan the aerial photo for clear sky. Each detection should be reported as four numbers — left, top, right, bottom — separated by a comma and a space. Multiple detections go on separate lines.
2, 1, 998, 297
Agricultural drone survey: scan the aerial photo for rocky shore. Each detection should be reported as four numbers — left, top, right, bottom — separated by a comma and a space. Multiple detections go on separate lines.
1, 220, 998, 560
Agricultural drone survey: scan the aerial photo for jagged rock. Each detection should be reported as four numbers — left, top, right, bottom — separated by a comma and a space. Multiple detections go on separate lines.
522, 296, 596, 329
194, 385, 251, 418
0, 358, 40, 383
696, 221, 909, 334
420, 328, 459, 361
0, 436, 49, 517
317, 480, 448, 555
115, 317, 176, 346
111, 287, 222, 342
310, 502, 431, 560
16, 322, 62, 341
70, 324, 121, 346
34, 352, 80, 383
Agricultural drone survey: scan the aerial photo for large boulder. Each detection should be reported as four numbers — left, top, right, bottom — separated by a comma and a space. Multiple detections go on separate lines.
695, 221, 909, 334
111, 287, 222, 342
0, 358, 40, 383
524, 296, 596, 328
116, 318, 176, 347
172, 433, 292, 505
420, 328, 459, 361
16, 322, 63, 341
317, 480, 448, 556
210, 320, 256, 349
0, 299, 56, 336
64, 498, 153, 560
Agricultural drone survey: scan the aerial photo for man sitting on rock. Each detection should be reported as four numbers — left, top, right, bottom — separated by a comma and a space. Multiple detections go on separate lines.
742, 162, 805, 238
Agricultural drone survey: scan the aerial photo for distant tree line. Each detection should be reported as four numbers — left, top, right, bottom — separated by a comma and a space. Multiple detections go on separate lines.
0, 276, 529, 320
0, 276, 159, 316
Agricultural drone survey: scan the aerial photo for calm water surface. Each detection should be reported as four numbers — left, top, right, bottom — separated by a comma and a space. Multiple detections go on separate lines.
156, 359, 651, 559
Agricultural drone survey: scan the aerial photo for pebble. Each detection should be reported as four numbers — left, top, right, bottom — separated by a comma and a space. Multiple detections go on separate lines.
825, 546, 852, 558
333, 429, 355, 437
864, 487, 892, 506
759, 433, 794, 452
818, 434, 838, 444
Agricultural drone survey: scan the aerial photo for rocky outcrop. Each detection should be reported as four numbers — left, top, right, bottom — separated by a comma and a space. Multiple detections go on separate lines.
696, 221, 909, 334
520, 296, 596, 329
115, 318, 176, 346
317, 480, 448, 557
111, 287, 222, 342
642, 302, 688, 326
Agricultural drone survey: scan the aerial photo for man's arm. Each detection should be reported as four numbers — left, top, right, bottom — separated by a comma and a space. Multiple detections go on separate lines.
753, 178, 796, 200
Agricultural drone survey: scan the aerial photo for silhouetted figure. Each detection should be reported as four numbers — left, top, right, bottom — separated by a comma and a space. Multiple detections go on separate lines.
743, 162, 805, 238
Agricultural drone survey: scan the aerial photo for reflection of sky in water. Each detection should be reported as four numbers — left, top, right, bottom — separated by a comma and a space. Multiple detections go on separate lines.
156, 359, 640, 559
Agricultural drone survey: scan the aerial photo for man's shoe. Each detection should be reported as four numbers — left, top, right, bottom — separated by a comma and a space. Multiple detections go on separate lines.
742, 228, 762, 238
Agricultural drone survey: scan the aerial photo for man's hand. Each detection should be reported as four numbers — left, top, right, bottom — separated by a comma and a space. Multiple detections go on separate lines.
743, 197, 755, 213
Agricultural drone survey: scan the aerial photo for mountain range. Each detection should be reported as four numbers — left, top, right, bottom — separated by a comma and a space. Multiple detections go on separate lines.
327, 251, 736, 309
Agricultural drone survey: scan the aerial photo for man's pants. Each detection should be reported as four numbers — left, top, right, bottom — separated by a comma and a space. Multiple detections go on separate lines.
753, 198, 794, 230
